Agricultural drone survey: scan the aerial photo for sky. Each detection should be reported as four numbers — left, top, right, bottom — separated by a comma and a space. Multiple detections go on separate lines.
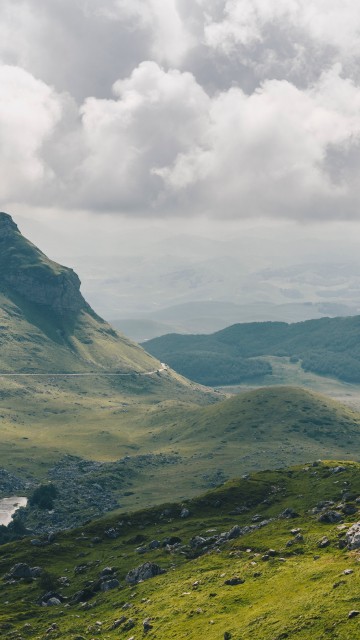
2, 1, 360, 320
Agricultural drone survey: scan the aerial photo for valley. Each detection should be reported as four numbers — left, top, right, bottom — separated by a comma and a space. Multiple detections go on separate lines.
1, 212, 360, 639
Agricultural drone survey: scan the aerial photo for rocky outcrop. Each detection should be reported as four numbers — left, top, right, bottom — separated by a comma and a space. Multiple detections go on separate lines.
0, 212, 87, 315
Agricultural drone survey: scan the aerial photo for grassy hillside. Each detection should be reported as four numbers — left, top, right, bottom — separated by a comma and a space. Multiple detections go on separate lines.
2, 384, 360, 520
1, 461, 360, 639
143, 316, 360, 385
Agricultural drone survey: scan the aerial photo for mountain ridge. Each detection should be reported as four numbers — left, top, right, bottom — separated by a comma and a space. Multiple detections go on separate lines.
0, 212, 159, 374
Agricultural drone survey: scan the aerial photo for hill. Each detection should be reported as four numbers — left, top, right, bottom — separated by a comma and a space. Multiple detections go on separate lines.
2, 386, 360, 525
1, 461, 360, 639
0, 212, 158, 374
143, 316, 360, 385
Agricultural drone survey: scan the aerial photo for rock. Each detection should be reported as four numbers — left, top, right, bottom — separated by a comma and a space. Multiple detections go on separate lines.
344, 569, 353, 575
318, 511, 342, 524
149, 540, 160, 550
111, 617, 126, 629
30, 567, 42, 578
31, 539, 43, 547
100, 579, 120, 592
346, 522, 360, 549
46, 598, 61, 607
99, 567, 116, 578
280, 508, 299, 519
341, 504, 357, 515
318, 536, 330, 548
92, 537, 102, 544
224, 633, 232, 640
224, 577, 245, 586
136, 546, 147, 554
227, 525, 241, 540
331, 466, 346, 474
143, 618, 153, 632
123, 618, 135, 631
8, 563, 32, 579
348, 610, 360, 618
105, 528, 119, 539
180, 508, 190, 518
125, 562, 166, 585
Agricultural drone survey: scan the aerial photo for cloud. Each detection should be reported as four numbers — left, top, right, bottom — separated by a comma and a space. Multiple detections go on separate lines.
0, 65, 62, 200
1, 1, 360, 222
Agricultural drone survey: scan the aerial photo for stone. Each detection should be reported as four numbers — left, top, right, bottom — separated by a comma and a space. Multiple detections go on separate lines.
8, 563, 32, 579
149, 540, 160, 550
280, 508, 299, 519
100, 579, 120, 592
99, 567, 116, 577
46, 598, 61, 607
224, 577, 245, 586
111, 617, 126, 629
348, 610, 360, 618
346, 522, 360, 550
318, 536, 330, 548
227, 525, 241, 540
318, 511, 342, 524
143, 618, 153, 632
180, 508, 190, 518
125, 562, 166, 585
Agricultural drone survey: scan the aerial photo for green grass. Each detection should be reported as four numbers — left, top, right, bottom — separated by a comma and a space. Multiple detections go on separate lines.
1, 461, 360, 639
2, 378, 360, 514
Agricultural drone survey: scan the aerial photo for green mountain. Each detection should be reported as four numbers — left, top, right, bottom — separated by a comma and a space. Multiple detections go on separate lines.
1, 461, 360, 639
0, 212, 159, 373
143, 316, 360, 385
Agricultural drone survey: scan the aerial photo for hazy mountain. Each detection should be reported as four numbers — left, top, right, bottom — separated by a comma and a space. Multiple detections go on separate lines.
0, 212, 158, 373
144, 315, 360, 385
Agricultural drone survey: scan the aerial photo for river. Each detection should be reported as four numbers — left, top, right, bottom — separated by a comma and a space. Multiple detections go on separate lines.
0, 497, 27, 526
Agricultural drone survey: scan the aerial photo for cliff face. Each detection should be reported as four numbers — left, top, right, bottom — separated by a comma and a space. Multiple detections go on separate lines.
0, 212, 87, 315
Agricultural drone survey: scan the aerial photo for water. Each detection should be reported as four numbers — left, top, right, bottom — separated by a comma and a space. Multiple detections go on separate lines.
0, 497, 27, 526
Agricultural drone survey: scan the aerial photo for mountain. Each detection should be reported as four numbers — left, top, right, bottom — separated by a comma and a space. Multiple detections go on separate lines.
143, 315, 360, 385
112, 300, 355, 342
0, 212, 159, 373
2, 460, 360, 639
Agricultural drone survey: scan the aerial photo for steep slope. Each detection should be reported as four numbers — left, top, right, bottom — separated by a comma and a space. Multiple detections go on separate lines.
0, 212, 158, 373
1, 461, 360, 639
144, 315, 360, 384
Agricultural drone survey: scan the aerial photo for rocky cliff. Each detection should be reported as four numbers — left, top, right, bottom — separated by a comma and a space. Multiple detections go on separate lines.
0, 212, 87, 316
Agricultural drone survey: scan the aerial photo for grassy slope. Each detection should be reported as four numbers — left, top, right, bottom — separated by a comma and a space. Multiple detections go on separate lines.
2, 383, 360, 513
1, 461, 360, 639
0, 292, 159, 373
143, 316, 360, 385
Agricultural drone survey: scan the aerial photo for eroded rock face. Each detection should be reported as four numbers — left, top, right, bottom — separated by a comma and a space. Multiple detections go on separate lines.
346, 522, 360, 550
0, 212, 87, 315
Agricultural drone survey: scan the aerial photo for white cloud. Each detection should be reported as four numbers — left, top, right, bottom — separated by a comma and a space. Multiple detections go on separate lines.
0, 65, 62, 200
77, 61, 210, 210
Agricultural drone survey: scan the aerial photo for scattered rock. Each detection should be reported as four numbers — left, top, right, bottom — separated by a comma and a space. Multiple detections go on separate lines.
318, 511, 342, 524
280, 508, 299, 519
224, 577, 245, 586
125, 562, 166, 585
100, 579, 120, 592
180, 508, 190, 518
318, 536, 330, 548
346, 522, 360, 550
143, 618, 153, 632
348, 610, 360, 619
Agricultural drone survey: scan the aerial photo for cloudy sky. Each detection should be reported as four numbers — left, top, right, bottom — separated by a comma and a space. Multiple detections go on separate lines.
2, 1, 360, 319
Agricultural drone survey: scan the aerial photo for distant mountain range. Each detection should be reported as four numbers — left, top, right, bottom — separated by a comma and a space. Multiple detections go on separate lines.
143, 316, 360, 386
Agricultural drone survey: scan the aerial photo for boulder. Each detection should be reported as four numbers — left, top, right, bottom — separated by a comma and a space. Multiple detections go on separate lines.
125, 562, 166, 585
346, 522, 360, 550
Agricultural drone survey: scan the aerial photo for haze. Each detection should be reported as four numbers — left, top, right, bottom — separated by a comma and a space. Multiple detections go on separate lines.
2, 1, 360, 333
